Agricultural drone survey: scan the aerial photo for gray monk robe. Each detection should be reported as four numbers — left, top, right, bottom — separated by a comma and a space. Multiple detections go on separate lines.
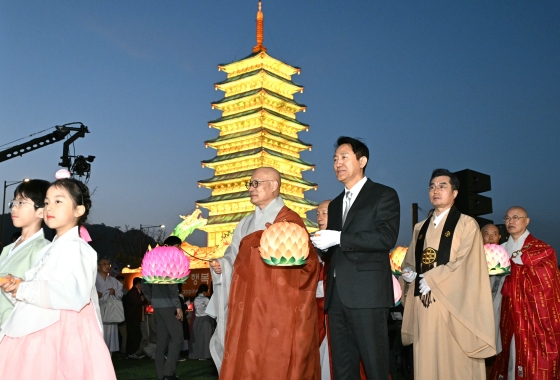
401, 210, 496, 380
207, 196, 284, 373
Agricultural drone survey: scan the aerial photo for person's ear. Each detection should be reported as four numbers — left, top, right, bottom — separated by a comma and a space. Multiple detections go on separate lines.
359, 156, 368, 169
36, 207, 44, 219
75, 205, 85, 218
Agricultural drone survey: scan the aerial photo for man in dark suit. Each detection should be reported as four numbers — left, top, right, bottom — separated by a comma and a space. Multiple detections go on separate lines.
311, 136, 400, 380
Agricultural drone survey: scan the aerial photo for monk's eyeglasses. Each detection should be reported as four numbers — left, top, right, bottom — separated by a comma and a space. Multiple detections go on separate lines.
503, 215, 527, 223
245, 180, 274, 189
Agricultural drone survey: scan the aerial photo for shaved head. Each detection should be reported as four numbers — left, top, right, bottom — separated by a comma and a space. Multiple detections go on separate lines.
481, 224, 501, 245
507, 206, 528, 216
504, 206, 530, 241
249, 167, 281, 209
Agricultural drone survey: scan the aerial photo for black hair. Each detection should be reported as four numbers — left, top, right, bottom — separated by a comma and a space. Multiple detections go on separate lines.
132, 277, 143, 286
164, 235, 182, 247
97, 257, 110, 265
430, 169, 460, 192
13, 179, 51, 208
196, 284, 209, 296
335, 136, 369, 170
50, 178, 92, 225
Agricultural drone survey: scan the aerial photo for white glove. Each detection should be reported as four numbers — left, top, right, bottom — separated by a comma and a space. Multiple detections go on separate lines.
419, 276, 431, 296
401, 267, 417, 283
310, 230, 341, 250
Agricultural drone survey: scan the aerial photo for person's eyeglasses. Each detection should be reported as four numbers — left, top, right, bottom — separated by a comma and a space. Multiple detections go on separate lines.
503, 215, 527, 223
245, 180, 274, 189
8, 199, 38, 210
428, 183, 448, 191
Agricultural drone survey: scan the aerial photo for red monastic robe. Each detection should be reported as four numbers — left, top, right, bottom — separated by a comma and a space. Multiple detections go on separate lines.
219, 206, 321, 380
492, 235, 560, 380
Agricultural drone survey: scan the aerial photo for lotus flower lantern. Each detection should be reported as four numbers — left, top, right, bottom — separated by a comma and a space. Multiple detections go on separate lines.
141, 245, 191, 284
392, 274, 402, 306
389, 246, 408, 276
259, 221, 309, 266
484, 244, 511, 275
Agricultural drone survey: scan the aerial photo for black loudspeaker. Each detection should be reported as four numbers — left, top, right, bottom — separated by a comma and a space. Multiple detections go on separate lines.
454, 169, 493, 227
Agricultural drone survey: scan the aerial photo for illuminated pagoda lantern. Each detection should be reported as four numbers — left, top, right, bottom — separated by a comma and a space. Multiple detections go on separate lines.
196, 1, 318, 249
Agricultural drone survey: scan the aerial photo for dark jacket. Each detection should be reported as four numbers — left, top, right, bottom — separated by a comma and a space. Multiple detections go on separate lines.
324, 179, 400, 309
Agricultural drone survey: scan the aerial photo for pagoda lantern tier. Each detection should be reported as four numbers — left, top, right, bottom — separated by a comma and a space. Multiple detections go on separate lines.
196, 2, 318, 247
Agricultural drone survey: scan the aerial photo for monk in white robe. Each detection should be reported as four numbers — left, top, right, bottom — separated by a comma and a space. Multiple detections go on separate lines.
96, 259, 123, 353
401, 169, 496, 379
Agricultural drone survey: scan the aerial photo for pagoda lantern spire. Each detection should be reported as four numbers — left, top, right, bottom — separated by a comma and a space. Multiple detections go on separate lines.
252, 1, 266, 53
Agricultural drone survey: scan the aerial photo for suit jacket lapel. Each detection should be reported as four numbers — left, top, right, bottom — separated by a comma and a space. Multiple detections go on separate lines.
328, 191, 345, 231
343, 180, 374, 230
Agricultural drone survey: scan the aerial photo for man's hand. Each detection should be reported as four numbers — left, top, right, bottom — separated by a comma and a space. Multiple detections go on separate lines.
419, 276, 431, 295
210, 259, 222, 274
176, 308, 183, 321
108, 288, 116, 295
97, 291, 102, 298
310, 230, 341, 250
401, 267, 417, 283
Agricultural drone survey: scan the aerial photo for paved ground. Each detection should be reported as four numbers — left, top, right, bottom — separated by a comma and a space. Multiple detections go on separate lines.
112, 354, 218, 380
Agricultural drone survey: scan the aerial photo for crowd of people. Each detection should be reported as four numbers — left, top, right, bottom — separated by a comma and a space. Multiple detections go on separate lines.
0, 136, 559, 380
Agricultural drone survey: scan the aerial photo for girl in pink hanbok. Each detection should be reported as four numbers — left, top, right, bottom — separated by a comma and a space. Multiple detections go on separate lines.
0, 177, 116, 379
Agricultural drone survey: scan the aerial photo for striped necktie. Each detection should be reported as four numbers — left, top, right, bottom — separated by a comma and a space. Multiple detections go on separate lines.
342, 191, 352, 225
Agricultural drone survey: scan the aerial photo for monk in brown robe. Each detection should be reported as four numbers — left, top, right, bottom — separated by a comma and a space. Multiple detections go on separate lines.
208, 167, 321, 380
401, 168, 496, 379
492, 207, 560, 380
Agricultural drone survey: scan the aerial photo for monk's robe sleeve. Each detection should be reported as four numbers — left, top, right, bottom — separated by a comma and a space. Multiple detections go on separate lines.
401, 225, 420, 346
423, 217, 496, 358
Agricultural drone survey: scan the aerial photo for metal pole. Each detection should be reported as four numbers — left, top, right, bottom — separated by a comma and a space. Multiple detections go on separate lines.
139, 224, 143, 257
412, 203, 418, 231
1, 181, 6, 249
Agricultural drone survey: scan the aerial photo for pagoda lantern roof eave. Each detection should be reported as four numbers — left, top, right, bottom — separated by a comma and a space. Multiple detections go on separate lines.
218, 51, 301, 75
214, 68, 304, 89
198, 169, 318, 188
204, 127, 312, 150
201, 147, 315, 168
211, 88, 307, 108
196, 191, 319, 207
208, 108, 309, 130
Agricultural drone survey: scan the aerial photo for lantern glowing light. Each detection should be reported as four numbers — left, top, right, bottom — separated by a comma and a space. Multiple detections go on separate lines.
141, 246, 191, 284
484, 244, 511, 275
259, 221, 309, 266
393, 274, 402, 306
389, 246, 408, 275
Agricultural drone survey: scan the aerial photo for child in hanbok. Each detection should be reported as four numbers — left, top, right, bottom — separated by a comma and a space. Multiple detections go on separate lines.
0, 179, 50, 330
0, 177, 116, 379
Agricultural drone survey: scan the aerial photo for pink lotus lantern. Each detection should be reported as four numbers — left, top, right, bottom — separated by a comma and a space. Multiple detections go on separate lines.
484, 244, 511, 275
259, 221, 309, 266
392, 275, 402, 306
389, 246, 408, 276
141, 246, 191, 284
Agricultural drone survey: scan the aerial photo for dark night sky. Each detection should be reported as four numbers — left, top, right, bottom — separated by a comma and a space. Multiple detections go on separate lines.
1, 1, 559, 253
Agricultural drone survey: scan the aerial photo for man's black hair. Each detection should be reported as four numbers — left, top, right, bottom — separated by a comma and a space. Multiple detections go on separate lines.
430, 168, 460, 191
335, 136, 369, 170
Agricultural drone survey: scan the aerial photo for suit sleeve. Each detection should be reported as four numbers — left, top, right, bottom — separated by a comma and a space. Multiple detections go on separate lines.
340, 186, 400, 252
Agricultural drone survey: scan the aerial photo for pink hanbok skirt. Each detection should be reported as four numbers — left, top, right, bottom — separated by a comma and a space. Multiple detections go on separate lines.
0, 302, 116, 379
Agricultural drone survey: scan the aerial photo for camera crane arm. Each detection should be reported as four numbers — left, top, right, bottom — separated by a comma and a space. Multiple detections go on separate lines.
0, 123, 89, 168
